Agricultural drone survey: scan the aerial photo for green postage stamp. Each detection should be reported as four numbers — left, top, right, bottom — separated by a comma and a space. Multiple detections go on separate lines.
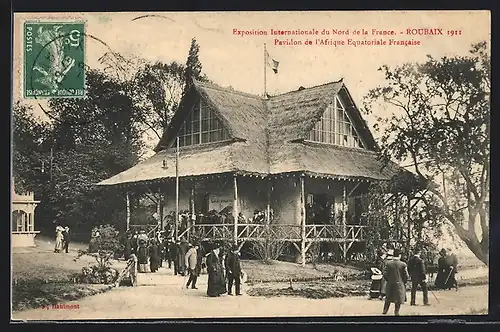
24, 21, 85, 98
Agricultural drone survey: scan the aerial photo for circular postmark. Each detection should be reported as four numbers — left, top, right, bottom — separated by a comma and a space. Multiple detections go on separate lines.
28, 29, 126, 126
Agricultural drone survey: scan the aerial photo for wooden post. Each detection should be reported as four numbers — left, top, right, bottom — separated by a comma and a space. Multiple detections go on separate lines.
407, 194, 411, 250
266, 178, 271, 225
233, 174, 239, 244
342, 184, 348, 263
159, 189, 164, 232
126, 192, 130, 232
191, 182, 196, 226
175, 137, 179, 241
300, 175, 306, 266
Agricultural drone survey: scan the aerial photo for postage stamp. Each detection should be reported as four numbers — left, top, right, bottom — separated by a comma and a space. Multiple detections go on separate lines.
23, 21, 85, 98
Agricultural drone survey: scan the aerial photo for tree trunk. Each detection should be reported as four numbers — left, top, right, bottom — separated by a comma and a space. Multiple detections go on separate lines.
447, 214, 488, 266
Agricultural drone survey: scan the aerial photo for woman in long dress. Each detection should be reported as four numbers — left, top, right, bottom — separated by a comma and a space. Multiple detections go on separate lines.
137, 239, 149, 273
149, 240, 160, 273
206, 243, 227, 297
54, 225, 64, 253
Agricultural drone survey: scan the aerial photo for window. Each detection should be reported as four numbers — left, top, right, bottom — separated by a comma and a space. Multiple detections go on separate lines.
12, 210, 28, 232
176, 99, 230, 147
307, 96, 363, 148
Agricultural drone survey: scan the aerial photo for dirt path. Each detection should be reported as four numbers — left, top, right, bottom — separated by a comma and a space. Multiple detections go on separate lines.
12, 265, 488, 320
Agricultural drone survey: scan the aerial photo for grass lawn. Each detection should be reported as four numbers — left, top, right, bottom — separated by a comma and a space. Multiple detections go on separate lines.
242, 260, 365, 283
247, 275, 489, 299
11, 237, 114, 312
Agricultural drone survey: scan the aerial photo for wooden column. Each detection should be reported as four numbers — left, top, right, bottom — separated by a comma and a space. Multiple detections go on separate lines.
233, 174, 239, 244
159, 190, 164, 232
191, 182, 196, 226
175, 137, 179, 241
407, 194, 411, 250
126, 192, 130, 232
266, 178, 271, 225
342, 184, 348, 262
300, 175, 306, 266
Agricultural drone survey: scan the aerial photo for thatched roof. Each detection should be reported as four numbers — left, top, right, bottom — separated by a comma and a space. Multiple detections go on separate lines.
98, 79, 398, 186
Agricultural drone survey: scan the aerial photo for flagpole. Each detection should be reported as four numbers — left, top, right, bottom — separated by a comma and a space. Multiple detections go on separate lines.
175, 136, 179, 241
264, 43, 267, 98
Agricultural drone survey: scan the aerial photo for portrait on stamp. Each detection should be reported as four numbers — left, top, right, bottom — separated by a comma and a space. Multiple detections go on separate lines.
24, 21, 85, 98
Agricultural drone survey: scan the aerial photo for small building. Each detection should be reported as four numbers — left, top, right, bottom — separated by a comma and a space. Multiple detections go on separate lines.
11, 181, 40, 247
98, 79, 409, 262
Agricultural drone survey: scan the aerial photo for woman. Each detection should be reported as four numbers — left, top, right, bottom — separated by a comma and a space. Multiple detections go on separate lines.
434, 248, 448, 289
149, 240, 161, 273
123, 232, 132, 260
206, 243, 227, 297
137, 238, 149, 273
54, 224, 65, 253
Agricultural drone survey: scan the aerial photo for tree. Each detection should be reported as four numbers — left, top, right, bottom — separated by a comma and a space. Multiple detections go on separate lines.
364, 41, 490, 265
12, 102, 52, 193
12, 69, 144, 235
132, 61, 185, 140
183, 37, 209, 94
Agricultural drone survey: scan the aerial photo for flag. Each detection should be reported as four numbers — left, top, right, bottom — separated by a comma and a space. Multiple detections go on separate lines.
266, 51, 279, 73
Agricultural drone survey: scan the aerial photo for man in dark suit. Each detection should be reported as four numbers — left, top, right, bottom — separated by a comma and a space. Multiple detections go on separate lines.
382, 248, 410, 316
408, 249, 430, 306
225, 244, 242, 296
169, 240, 180, 275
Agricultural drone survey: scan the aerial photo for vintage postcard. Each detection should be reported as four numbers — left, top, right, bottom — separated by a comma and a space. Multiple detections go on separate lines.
11, 11, 490, 321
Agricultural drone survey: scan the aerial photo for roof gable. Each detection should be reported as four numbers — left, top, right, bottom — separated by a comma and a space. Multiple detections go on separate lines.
98, 79, 406, 186
266, 81, 343, 144
154, 79, 267, 152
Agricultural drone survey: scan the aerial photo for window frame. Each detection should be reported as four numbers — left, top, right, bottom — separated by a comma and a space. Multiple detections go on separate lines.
306, 96, 366, 149
174, 99, 231, 148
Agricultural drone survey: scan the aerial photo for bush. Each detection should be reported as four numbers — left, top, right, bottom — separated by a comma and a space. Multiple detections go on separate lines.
249, 227, 288, 263
78, 266, 119, 284
75, 224, 121, 284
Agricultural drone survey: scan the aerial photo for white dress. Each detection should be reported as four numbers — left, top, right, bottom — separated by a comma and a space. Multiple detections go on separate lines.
54, 226, 64, 251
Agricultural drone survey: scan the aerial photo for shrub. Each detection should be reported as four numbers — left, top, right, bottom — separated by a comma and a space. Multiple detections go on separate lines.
75, 224, 121, 284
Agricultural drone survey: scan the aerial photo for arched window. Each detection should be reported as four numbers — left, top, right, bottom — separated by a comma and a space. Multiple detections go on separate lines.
12, 210, 28, 232
307, 96, 365, 148
176, 99, 231, 147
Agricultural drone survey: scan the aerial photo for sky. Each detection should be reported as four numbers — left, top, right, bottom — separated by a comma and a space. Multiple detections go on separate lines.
13, 10, 491, 150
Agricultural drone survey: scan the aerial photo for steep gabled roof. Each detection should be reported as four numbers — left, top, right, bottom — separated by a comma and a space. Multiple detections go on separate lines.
98, 79, 397, 186
155, 80, 268, 152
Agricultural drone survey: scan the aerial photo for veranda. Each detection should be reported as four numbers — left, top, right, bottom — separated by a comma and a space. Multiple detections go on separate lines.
118, 171, 420, 264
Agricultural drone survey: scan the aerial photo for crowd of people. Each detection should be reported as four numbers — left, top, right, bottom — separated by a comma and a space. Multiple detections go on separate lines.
372, 246, 459, 316
122, 231, 244, 297
53, 224, 71, 253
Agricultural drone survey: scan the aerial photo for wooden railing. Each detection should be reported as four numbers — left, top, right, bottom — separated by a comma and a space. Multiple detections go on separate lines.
178, 223, 368, 242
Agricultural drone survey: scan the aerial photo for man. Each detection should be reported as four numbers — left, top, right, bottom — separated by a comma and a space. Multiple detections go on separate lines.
62, 226, 71, 253
185, 244, 199, 289
178, 239, 190, 276
225, 244, 243, 296
165, 238, 173, 269
170, 240, 180, 275
382, 248, 409, 316
408, 249, 430, 306
157, 235, 165, 268
379, 249, 394, 300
